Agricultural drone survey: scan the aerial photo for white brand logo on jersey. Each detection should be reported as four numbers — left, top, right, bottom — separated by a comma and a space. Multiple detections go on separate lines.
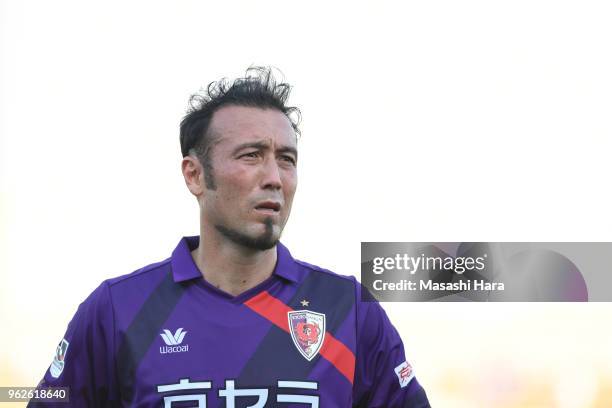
49, 338, 69, 378
394, 360, 415, 388
160, 328, 189, 354
160, 328, 187, 345
287, 310, 326, 361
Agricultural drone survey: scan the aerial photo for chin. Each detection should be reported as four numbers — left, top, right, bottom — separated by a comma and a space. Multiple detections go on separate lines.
216, 219, 281, 251
241, 230, 279, 251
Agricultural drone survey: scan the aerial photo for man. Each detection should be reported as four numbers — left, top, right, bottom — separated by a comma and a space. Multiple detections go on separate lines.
30, 67, 430, 407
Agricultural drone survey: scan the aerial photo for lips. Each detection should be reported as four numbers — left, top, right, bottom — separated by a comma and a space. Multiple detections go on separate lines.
254, 201, 281, 213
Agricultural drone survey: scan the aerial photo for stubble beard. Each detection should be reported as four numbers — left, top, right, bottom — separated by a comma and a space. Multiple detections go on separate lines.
215, 217, 279, 251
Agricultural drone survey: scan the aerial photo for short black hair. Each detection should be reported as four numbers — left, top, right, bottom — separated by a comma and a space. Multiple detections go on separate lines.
179, 67, 301, 189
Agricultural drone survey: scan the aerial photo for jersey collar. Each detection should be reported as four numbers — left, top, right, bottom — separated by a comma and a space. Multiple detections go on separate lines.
170, 236, 299, 284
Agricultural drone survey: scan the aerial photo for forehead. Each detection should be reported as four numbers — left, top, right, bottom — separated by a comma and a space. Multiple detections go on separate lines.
209, 105, 296, 149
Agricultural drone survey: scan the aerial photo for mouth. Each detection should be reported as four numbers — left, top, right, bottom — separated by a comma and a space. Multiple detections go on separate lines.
254, 201, 282, 215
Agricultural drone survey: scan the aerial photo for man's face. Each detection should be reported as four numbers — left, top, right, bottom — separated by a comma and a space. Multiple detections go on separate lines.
200, 105, 298, 251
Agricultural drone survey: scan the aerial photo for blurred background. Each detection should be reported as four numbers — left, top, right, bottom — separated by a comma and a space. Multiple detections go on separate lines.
1, 1, 611, 406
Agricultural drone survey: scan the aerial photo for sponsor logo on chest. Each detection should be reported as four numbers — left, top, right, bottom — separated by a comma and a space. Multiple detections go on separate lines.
159, 328, 189, 354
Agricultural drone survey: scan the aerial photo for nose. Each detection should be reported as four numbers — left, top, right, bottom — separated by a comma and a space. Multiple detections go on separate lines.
260, 156, 282, 190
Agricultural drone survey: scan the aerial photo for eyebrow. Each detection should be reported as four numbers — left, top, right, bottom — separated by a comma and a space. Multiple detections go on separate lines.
232, 141, 298, 159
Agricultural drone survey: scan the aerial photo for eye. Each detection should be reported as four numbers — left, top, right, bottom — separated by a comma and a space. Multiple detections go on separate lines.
240, 151, 260, 159
280, 155, 297, 165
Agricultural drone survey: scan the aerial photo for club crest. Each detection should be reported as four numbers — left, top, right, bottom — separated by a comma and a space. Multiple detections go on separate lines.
287, 310, 326, 361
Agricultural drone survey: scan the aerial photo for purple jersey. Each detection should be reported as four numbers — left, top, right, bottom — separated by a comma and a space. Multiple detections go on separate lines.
29, 236, 429, 407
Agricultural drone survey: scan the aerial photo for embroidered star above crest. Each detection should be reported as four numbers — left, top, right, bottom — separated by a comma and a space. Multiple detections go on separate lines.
300, 299, 310, 307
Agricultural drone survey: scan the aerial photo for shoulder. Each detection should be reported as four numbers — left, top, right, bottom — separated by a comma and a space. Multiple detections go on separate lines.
292, 258, 359, 298
76, 257, 173, 322
294, 258, 356, 283
96, 257, 175, 303
105, 257, 172, 288
290, 257, 382, 314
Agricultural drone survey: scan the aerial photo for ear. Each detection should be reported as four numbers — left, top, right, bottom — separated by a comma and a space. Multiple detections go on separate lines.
181, 156, 205, 196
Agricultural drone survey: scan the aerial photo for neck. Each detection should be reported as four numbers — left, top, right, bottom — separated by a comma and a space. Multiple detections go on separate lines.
191, 223, 277, 297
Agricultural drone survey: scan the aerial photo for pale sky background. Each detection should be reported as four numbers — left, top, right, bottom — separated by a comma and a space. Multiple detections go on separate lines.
1, 1, 612, 406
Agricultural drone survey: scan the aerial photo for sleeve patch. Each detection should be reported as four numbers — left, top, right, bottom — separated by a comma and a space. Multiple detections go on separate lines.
49, 338, 70, 378
394, 360, 415, 388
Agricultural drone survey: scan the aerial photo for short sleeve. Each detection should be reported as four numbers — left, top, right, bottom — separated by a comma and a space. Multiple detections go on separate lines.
352, 281, 430, 408
28, 281, 118, 407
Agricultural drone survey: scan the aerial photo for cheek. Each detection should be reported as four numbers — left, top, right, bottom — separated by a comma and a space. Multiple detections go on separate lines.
283, 174, 298, 202
217, 171, 253, 199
